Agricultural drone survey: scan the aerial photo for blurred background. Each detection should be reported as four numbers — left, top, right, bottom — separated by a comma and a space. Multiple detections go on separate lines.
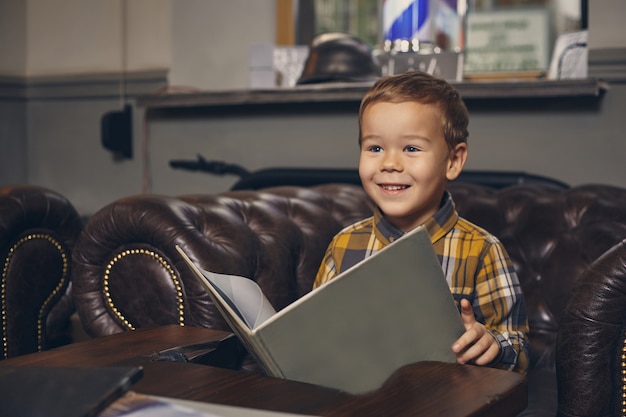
1, 0, 623, 218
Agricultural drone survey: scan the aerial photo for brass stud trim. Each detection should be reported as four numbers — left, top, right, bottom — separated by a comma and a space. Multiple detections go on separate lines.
103, 249, 185, 330
622, 333, 626, 416
1, 234, 68, 359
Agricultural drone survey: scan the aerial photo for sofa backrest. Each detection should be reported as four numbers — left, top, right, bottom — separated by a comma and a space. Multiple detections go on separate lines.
71, 181, 626, 376
447, 182, 626, 371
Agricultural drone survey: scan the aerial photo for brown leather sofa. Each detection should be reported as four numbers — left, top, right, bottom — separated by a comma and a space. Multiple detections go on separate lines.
0, 185, 82, 359
70, 181, 626, 417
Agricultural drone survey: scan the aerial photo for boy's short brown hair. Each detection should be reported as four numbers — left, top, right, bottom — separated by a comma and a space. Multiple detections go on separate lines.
359, 71, 469, 149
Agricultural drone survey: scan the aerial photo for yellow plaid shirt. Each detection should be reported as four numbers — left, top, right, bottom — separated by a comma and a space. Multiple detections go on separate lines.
313, 192, 530, 374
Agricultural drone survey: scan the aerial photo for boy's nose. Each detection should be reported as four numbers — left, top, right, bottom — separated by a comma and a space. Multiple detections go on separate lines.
381, 151, 402, 171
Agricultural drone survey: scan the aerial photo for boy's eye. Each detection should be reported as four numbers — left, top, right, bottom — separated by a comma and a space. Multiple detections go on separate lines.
368, 145, 383, 153
405, 145, 420, 152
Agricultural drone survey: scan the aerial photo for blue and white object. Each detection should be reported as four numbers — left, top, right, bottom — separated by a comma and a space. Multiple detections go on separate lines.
383, 0, 432, 52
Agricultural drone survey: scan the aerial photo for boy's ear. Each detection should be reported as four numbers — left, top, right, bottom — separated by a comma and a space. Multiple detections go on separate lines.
446, 143, 468, 181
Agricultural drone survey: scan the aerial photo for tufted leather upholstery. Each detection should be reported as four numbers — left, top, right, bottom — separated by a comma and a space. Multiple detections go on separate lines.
0, 185, 82, 359
556, 239, 626, 417
447, 183, 626, 370
71, 184, 374, 336
71, 182, 626, 416
446, 182, 626, 417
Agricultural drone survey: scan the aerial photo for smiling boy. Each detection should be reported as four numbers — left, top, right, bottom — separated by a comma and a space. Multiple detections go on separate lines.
313, 71, 529, 373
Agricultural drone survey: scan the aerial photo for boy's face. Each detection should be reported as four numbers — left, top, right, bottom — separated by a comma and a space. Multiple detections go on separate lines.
359, 101, 467, 232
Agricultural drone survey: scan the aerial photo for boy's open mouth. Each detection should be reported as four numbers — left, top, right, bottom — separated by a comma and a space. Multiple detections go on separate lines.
380, 184, 409, 191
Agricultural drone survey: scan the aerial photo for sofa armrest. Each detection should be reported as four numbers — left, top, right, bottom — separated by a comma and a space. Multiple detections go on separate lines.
71, 194, 246, 337
556, 238, 626, 417
0, 185, 82, 358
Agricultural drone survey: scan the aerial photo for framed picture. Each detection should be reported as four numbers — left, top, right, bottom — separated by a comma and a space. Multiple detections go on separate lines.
464, 8, 550, 77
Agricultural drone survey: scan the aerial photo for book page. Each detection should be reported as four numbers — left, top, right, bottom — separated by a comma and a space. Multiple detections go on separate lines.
199, 268, 276, 330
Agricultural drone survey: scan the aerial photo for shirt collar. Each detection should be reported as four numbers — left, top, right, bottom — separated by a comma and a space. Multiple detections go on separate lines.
372, 191, 459, 244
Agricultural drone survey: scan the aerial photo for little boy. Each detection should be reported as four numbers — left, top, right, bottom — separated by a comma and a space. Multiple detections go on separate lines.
313, 71, 529, 373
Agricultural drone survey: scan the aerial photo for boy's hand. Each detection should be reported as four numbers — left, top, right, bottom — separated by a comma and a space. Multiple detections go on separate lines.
452, 298, 500, 366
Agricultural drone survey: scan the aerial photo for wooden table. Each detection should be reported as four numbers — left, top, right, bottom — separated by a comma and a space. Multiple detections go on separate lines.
1, 325, 527, 417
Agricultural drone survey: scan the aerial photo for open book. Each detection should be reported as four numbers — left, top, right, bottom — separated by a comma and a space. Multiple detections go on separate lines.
177, 225, 465, 394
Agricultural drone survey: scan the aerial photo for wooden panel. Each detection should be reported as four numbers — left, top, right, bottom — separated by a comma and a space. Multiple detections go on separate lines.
275, 0, 294, 45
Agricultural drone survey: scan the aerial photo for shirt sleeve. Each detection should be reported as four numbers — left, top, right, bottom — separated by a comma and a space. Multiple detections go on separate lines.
475, 239, 530, 374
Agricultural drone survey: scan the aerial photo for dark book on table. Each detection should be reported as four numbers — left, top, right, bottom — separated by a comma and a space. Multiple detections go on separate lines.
0, 366, 143, 417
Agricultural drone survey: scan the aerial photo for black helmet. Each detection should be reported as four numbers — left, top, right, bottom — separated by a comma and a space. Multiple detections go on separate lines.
297, 33, 380, 85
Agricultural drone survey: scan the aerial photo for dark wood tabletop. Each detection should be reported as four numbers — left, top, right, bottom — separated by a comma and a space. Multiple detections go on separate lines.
1, 325, 527, 417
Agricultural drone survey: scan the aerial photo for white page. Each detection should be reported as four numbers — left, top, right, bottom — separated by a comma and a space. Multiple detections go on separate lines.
199, 269, 277, 330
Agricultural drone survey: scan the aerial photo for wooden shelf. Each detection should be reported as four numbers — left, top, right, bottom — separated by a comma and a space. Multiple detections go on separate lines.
137, 78, 607, 110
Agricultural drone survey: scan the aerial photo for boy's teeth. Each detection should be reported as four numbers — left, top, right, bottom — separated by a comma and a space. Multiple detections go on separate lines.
382, 185, 406, 191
